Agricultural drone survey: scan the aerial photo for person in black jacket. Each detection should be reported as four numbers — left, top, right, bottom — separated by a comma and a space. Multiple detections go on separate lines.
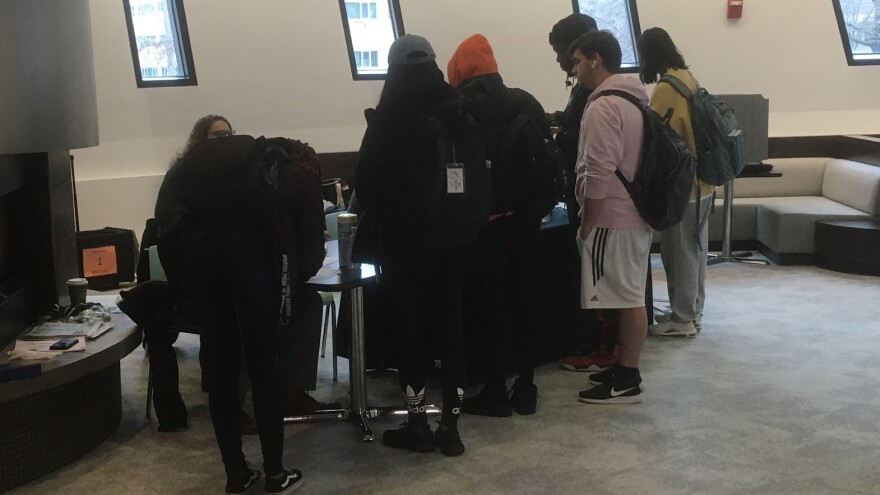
447, 34, 551, 416
176, 136, 324, 494
152, 116, 332, 436
148, 115, 252, 434
548, 14, 622, 373
549, 14, 597, 219
354, 34, 475, 457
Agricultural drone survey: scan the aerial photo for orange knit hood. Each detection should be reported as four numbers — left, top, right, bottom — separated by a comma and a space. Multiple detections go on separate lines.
447, 34, 499, 88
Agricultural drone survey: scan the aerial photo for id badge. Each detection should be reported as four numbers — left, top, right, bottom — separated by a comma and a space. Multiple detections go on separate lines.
446, 162, 465, 194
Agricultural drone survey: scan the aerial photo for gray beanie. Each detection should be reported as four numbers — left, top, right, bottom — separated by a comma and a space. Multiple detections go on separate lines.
387, 34, 436, 65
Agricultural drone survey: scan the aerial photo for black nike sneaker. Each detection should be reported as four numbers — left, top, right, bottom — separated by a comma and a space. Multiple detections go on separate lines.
588, 368, 645, 390
579, 371, 643, 405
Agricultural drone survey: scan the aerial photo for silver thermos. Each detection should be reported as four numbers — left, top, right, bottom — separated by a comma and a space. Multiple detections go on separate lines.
337, 213, 358, 270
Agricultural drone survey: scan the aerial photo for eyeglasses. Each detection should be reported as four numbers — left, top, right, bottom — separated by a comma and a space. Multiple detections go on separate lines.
207, 130, 236, 138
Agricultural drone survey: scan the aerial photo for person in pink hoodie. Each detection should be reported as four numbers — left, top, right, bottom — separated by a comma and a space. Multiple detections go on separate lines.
569, 30, 652, 404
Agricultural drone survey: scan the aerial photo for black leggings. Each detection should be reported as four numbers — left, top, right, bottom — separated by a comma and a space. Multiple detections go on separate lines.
190, 227, 284, 477
381, 246, 466, 425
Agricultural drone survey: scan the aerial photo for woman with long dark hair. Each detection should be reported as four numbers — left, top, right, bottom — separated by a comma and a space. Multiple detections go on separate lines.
638, 27, 712, 338
354, 35, 477, 456
156, 115, 234, 232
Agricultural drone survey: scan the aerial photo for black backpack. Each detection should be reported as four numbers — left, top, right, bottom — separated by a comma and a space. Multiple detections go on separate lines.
496, 110, 563, 219
397, 109, 489, 248
597, 90, 696, 231
159, 135, 307, 325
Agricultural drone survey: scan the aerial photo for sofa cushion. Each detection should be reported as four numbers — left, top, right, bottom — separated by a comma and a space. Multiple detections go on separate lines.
756, 197, 872, 254
821, 159, 880, 215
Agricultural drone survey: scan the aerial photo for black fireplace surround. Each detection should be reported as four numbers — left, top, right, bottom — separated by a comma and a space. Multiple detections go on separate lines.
0, 152, 79, 349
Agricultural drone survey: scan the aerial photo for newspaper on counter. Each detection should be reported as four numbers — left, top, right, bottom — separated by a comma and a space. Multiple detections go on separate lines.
7, 337, 86, 361
22, 321, 101, 340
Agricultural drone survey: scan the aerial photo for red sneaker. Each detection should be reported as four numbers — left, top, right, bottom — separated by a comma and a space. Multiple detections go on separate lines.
561, 345, 620, 372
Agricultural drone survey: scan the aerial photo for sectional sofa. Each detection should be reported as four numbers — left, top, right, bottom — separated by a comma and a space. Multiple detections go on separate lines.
704, 157, 880, 264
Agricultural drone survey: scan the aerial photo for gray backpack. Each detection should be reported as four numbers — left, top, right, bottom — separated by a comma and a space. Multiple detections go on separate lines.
660, 75, 741, 186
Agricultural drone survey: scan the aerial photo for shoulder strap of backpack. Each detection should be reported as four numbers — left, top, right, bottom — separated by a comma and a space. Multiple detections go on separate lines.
659, 76, 710, 247
498, 111, 535, 160
598, 89, 643, 109
659, 74, 693, 100
596, 90, 649, 189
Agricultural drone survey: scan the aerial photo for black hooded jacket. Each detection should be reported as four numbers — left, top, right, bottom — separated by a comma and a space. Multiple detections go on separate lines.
354, 63, 472, 251
457, 73, 551, 216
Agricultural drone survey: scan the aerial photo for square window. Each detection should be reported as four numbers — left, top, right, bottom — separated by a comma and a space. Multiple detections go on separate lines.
346, 2, 360, 19
832, 0, 880, 65
123, 0, 197, 88
338, 0, 405, 79
573, 0, 642, 72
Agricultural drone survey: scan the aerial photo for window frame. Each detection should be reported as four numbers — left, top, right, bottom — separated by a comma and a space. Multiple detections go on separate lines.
122, 0, 198, 88
832, 0, 880, 66
338, 0, 406, 81
571, 0, 642, 74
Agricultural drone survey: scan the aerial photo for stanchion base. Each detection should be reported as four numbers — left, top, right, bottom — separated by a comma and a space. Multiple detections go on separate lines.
283, 408, 348, 423
282, 405, 441, 443
708, 252, 770, 266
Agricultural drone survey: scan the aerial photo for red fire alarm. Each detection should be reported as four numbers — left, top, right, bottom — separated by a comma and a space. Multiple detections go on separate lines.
728, 0, 743, 19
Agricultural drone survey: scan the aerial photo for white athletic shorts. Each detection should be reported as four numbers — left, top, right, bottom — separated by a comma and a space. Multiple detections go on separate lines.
577, 224, 653, 309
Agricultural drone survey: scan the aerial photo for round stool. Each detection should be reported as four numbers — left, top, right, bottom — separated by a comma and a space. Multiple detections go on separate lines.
814, 219, 880, 276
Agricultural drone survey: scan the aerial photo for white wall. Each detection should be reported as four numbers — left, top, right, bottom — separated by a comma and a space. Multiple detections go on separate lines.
74, 0, 880, 235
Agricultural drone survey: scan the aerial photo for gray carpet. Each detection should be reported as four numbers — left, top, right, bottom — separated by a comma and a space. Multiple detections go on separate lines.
9, 256, 880, 494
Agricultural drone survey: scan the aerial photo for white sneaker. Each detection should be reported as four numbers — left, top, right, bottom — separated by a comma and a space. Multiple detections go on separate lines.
648, 320, 697, 338
654, 312, 702, 332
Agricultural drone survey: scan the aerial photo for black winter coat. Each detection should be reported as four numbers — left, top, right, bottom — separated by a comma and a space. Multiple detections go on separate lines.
457, 73, 551, 217
354, 96, 474, 254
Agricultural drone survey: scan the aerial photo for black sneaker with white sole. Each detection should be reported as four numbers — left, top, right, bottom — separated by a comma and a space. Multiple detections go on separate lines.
588, 368, 644, 390
225, 467, 261, 495
264, 468, 304, 495
578, 382, 642, 404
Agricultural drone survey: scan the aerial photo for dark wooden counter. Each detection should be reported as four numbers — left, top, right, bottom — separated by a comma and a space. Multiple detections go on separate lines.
0, 313, 141, 493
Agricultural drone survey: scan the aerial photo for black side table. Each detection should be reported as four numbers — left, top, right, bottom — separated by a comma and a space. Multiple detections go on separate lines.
815, 219, 880, 276
289, 241, 439, 442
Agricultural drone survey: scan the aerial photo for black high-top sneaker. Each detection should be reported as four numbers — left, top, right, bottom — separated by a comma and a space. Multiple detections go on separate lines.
509, 379, 537, 415
579, 366, 643, 404
383, 385, 435, 452
588, 366, 645, 390
382, 421, 435, 452
433, 424, 465, 456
